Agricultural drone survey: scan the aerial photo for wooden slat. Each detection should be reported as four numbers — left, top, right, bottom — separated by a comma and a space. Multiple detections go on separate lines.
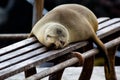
97, 17, 110, 23
0, 33, 28, 39
98, 18, 120, 29
97, 22, 120, 39
0, 37, 37, 56
0, 43, 42, 63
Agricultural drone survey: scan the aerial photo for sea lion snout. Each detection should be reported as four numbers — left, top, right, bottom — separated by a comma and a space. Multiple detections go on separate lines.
48, 43, 56, 49
45, 33, 66, 49
47, 40, 65, 49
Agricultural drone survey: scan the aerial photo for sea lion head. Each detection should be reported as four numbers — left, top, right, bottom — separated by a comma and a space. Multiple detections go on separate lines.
44, 22, 69, 49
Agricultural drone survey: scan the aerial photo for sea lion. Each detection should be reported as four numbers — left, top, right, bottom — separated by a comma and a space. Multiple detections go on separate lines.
29, 4, 110, 72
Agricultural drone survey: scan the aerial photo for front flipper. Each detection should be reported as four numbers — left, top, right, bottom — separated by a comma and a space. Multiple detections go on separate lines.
72, 52, 85, 65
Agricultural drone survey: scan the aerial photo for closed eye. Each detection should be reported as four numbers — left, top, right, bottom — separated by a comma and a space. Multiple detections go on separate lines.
47, 35, 52, 38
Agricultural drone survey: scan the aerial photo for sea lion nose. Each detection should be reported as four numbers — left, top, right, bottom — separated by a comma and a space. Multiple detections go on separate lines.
51, 43, 56, 47
60, 40, 65, 46
49, 43, 56, 49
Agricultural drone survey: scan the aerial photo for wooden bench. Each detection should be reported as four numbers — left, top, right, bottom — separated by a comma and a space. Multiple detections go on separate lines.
0, 17, 120, 80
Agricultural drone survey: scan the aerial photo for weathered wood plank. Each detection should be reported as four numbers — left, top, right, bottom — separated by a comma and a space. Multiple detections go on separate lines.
0, 34, 28, 39
0, 37, 37, 56
97, 22, 120, 39
98, 18, 120, 29
97, 17, 110, 23
0, 43, 41, 63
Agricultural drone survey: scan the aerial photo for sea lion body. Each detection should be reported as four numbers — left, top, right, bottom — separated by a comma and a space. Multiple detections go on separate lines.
30, 4, 98, 48
29, 4, 110, 72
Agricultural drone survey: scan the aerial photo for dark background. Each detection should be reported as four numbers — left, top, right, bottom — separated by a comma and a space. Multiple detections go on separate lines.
0, 0, 119, 33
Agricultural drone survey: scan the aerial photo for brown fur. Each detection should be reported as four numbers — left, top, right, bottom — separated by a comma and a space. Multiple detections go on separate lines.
29, 4, 110, 72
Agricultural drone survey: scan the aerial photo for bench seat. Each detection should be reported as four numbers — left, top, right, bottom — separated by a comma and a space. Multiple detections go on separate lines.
0, 17, 120, 80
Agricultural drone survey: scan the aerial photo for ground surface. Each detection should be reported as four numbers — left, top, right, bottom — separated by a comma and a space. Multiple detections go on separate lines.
5, 66, 120, 80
